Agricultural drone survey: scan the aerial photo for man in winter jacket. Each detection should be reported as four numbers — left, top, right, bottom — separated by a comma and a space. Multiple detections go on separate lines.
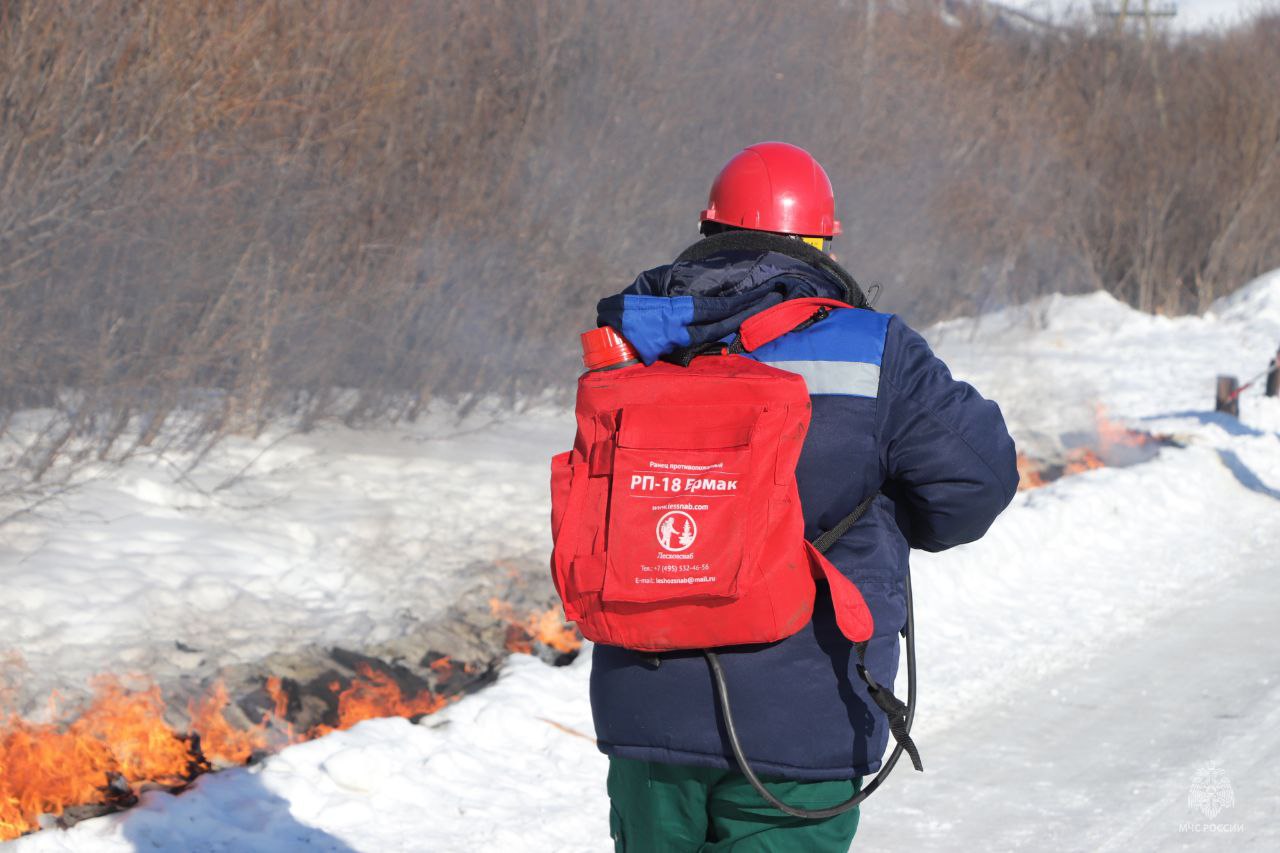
589, 142, 1018, 851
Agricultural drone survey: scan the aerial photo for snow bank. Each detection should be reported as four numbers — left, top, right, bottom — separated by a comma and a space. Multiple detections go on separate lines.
927, 271, 1280, 455
1210, 265, 1280, 327
0, 405, 572, 714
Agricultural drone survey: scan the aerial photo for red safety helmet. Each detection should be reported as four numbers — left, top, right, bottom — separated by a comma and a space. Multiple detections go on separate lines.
700, 142, 841, 238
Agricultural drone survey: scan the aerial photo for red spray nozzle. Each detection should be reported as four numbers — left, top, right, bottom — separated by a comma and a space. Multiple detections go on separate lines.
581, 327, 639, 371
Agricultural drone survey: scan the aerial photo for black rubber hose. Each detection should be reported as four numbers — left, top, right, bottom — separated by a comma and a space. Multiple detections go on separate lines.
704, 570, 918, 819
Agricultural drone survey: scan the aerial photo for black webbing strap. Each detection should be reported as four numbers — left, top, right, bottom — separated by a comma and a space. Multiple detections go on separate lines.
819, 495, 923, 772
811, 493, 878, 555
855, 643, 924, 772
659, 341, 727, 367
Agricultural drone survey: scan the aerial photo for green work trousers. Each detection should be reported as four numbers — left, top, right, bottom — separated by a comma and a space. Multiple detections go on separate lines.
606, 756, 862, 852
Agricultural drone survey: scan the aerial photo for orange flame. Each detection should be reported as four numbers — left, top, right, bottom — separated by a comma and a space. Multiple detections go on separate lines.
320, 664, 450, 734
0, 666, 453, 840
1016, 452, 1046, 491
428, 656, 453, 676
0, 677, 191, 839
1062, 447, 1105, 476
490, 599, 582, 655
528, 608, 582, 654
187, 680, 271, 767
2, 609, 569, 838
1094, 404, 1155, 455
426, 656, 459, 687
266, 676, 291, 720
1018, 404, 1164, 491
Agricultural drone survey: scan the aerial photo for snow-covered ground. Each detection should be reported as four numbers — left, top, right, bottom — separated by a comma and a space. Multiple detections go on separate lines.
0, 404, 569, 714
5, 270, 1280, 851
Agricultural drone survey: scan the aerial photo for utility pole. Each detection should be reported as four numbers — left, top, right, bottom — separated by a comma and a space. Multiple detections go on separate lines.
1142, 0, 1172, 131
861, 0, 876, 116
1266, 345, 1280, 398
1094, 0, 1178, 29
1094, 1, 1176, 128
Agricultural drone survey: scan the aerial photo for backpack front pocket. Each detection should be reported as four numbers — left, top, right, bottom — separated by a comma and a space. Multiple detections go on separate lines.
601, 404, 763, 604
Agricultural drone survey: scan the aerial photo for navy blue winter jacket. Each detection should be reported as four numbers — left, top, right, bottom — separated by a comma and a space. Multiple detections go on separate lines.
589, 246, 1018, 781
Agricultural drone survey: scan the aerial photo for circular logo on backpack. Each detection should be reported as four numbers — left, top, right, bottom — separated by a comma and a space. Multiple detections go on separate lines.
656, 510, 697, 552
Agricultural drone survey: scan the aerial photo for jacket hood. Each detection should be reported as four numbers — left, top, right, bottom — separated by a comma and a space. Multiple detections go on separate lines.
596, 248, 848, 365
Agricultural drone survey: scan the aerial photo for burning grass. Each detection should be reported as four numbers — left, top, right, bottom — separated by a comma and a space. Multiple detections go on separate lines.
490, 601, 583, 657
0, 605, 581, 840
0, 670, 430, 839
1018, 406, 1174, 491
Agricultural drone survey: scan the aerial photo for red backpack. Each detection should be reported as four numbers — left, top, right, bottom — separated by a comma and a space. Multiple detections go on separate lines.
549, 298, 874, 652
549, 296, 922, 817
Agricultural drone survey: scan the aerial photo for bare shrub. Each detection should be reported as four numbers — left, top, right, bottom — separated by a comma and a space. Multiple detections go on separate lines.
0, 0, 1277, 494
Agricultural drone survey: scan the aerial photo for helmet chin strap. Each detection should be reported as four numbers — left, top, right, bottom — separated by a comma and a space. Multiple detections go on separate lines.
674, 230, 870, 310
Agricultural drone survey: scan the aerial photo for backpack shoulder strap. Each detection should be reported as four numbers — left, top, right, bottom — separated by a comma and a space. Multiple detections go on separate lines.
660, 296, 846, 366
811, 492, 878, 554
737, 297, 849, 353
